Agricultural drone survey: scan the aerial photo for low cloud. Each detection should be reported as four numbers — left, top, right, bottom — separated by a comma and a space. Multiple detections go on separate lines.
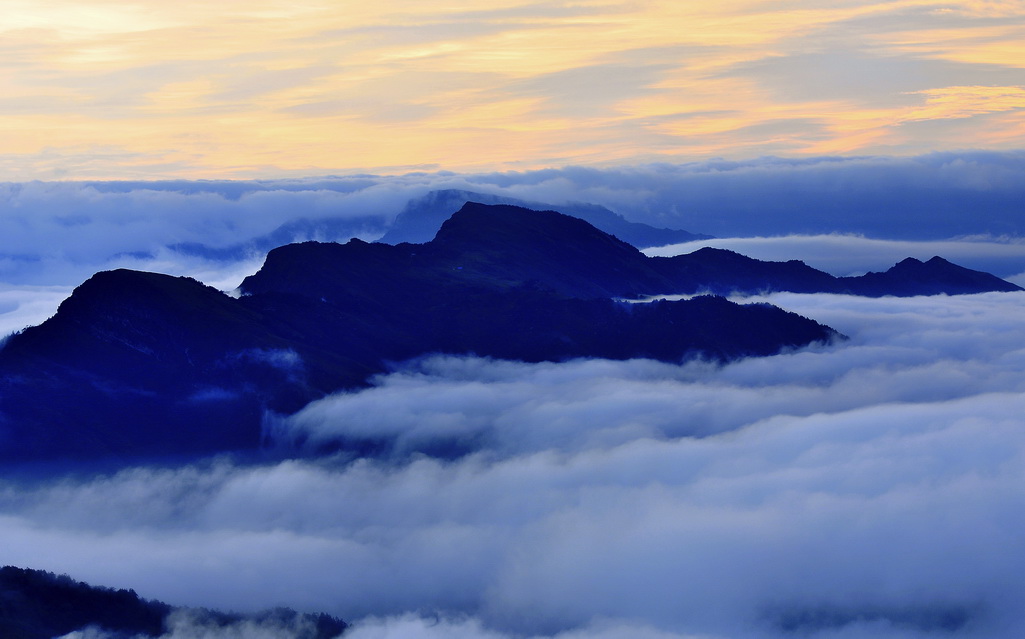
59, 608, 338, 639
3, 292, 1025, 638
0, 283, 73, 339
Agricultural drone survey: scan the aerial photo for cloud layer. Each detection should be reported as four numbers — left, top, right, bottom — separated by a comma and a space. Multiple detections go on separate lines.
4, 291, 1025, 638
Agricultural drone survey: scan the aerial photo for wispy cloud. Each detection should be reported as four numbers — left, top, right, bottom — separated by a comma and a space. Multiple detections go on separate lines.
2, 2, 1024, 178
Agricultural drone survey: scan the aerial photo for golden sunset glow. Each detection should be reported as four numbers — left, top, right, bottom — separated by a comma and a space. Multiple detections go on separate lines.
1, 0, 1024, 179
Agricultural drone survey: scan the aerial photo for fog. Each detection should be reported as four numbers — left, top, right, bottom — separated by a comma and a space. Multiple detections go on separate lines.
4, 291, 1025, 638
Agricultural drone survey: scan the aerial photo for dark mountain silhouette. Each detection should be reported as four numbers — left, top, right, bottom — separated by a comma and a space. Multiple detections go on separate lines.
300, 202, 1020, 300
0, 565, 346, 639
0, 202, 1016, 463
651, 248, 1022, 297
0, 203, 844, 463
378, 188, 712, 247
836, 255, 1022, 296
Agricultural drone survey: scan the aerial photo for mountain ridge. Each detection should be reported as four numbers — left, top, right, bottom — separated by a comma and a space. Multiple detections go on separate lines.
1, 202, 1017, 463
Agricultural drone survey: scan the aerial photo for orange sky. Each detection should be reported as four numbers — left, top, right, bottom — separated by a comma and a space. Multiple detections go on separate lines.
1, 0, 1024, 179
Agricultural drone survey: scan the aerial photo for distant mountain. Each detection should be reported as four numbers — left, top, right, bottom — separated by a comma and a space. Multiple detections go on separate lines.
378, 189, 712, 248
0, 203, 840, 463
0, 565, 346, 639
650, 247, 1023, 297
837, 255, 1023, 296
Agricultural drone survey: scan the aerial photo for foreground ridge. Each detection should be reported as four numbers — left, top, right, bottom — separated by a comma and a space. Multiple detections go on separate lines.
0, 565, 346, 639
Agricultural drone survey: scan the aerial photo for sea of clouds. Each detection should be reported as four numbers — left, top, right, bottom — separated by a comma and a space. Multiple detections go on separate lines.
3, 153, 1025, 637
4, 290, 1024, 638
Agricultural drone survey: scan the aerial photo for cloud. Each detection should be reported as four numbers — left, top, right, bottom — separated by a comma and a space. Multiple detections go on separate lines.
342, 615, 702, 639
3, 291, 1025, 638
504, 61, 675, 118
723, 50, 1025, 105
59, 608, 341, 639
5, 2, 1025, 177
0, 283, 73, 339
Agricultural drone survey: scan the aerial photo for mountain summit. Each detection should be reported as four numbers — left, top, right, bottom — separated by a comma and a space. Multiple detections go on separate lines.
378, 189, 712, 248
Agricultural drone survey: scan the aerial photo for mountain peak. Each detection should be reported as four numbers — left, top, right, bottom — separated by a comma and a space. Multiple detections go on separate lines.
427, 202, 675, 298
378, 189, 710, 248
840, 255, 1023, 296
434, 201, 638, 252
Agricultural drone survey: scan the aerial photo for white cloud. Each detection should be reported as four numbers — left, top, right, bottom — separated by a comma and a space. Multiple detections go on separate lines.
3, 291, 1025, 637
58, 608, 338, 639
0, 283, 73, 339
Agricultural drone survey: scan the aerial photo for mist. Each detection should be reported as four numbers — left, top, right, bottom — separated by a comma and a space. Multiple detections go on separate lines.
3, 291, 1024, 638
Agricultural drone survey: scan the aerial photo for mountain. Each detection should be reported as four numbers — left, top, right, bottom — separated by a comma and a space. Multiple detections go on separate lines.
836, 255, 1023, 296
0, 566, 346, 639
651, 248, 1023, 297
0, 203, 841, 463
2, 202, 1016, 463
377, 188, 712, 248
369, 202, 1021, 300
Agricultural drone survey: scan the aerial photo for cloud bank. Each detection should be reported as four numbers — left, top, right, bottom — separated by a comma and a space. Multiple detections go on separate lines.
3, 291, 1025, 638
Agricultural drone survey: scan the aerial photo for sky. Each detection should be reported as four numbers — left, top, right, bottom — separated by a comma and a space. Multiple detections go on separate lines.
2, 0, 1025, 179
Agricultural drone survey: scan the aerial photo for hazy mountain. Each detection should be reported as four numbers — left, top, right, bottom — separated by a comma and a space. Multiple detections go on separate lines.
378, 189, 712, 247
0, 565, 346, 639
